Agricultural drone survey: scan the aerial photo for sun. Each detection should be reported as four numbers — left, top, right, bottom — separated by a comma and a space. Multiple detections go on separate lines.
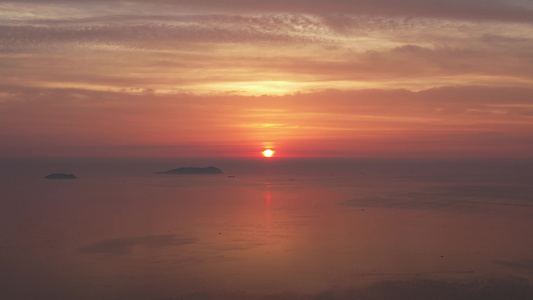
262, 149, 275, 157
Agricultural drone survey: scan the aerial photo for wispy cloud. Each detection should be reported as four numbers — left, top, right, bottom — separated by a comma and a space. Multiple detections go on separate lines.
5, 0, 532, 23
1, 1, 532, 95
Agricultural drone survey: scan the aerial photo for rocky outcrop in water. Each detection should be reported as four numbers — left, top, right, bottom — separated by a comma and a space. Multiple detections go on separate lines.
44, 173, 77, 179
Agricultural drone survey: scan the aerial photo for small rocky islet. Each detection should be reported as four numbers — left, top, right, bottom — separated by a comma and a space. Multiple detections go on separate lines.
44, 173, 77, 179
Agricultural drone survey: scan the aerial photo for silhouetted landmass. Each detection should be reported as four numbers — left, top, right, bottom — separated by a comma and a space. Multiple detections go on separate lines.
156, 167, 223, 175
44, 173, 77, 179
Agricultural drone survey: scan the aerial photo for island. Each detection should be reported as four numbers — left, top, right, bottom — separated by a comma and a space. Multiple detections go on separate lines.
44, 173, 77, 179
155, 167, 223, 175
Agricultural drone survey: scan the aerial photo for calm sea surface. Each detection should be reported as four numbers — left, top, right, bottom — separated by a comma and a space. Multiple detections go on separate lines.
1, 158, 533, 299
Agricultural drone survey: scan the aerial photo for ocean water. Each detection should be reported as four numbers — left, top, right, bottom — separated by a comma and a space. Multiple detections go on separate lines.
1, 158, 533, 299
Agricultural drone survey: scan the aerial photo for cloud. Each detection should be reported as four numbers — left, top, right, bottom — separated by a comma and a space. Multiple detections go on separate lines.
0, 14, 334, 53
3, 0, 532, 23
2, 16, 532, 96
1, 1, 532, 97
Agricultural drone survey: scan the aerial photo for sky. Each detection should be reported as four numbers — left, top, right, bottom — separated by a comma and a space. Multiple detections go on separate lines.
1, 0, 533, 158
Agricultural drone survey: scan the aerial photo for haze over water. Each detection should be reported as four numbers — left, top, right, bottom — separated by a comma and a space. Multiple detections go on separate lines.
1, 157, 533, 299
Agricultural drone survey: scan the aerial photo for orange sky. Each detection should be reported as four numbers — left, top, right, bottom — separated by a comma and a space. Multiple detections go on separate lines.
1, 0, 532, 158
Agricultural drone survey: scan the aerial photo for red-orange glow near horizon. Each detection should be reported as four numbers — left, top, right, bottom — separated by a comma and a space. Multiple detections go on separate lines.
262, 149, 275, 157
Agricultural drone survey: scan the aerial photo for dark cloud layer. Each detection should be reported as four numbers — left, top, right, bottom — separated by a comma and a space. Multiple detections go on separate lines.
2, 0, 532, 23
0, 14, 329, 52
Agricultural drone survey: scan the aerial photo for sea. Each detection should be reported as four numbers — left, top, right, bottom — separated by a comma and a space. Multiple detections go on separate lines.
1, 157, 533, 300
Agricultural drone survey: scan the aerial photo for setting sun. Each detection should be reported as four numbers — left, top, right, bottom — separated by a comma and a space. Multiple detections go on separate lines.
262, 149, 275, 157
